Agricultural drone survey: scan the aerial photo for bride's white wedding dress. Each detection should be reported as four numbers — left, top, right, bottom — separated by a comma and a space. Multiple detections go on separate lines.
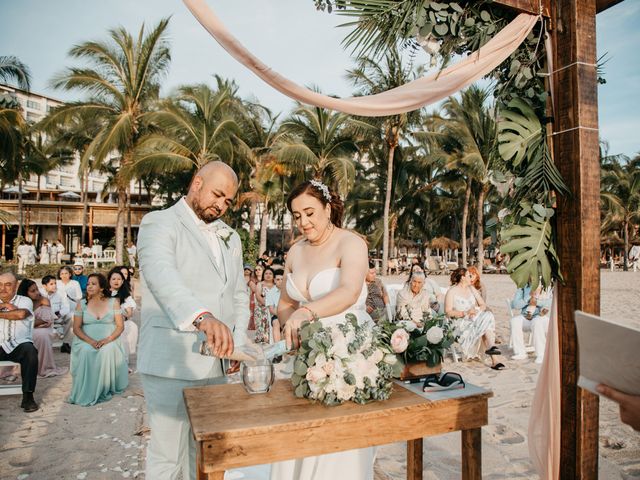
269, 267, 376, 480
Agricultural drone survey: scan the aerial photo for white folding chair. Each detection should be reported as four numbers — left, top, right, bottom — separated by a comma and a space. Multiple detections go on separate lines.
0, 361, 22, 395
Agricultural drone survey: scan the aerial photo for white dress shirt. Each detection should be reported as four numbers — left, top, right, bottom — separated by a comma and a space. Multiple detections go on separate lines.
0, 294, 34, 353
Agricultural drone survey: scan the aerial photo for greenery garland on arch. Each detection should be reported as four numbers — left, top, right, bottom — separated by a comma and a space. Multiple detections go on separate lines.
312, 0, 569, 288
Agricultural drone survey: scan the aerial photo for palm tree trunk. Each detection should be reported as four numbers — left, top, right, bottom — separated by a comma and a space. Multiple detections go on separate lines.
382, 128, 398, 276
249, 200, 257, 239
17, 173, 24, 240
623, 220, 629, 271
461, 181, 471, 267
476, 185, 487, 268
259, 199, 269, 256
390, 216, 397, 261
115, 182, 126, 264
36, 175, 41, 202
81, 170, 89, 244
126, 185, 132, 245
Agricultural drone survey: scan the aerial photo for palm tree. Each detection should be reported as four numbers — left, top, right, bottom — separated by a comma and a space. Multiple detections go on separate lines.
47, 19, 171, 262
601, 154, 640, 270
347, 48, 421, 274
131, 80, 244, 176
234, 104, 287, 242
441, 86, 499, 267
0, 56, 31, 90
276, 104, 370, 196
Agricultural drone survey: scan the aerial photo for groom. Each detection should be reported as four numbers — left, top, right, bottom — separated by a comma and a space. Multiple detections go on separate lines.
137, 161, 249, 480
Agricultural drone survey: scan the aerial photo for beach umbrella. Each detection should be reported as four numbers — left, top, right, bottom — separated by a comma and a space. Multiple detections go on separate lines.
3, 185, 29, 194
58, 191, 81, 199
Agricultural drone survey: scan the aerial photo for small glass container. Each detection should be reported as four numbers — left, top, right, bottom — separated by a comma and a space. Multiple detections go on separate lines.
241, 360, 275, 394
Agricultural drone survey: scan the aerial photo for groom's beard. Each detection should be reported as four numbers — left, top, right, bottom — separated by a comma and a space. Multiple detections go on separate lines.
192, 197, 221, 224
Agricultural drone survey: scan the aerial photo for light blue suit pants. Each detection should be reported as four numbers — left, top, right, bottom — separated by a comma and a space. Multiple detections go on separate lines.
141, 362, 222, 480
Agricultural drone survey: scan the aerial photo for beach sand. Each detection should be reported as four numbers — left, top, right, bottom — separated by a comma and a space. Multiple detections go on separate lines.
1, 271, 638, 479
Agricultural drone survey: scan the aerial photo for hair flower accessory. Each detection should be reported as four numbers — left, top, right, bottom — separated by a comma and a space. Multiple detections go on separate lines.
310, 179, 331, 202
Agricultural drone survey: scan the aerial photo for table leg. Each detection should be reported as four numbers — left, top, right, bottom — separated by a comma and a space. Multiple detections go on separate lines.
461, 428, 481, 480
407, 437, 423, 480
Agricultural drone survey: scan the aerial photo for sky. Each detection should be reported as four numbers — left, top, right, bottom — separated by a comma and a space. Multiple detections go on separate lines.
1, 0, 638, 158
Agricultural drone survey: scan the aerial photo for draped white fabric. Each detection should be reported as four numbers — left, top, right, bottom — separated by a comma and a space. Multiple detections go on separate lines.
183, 0, 538, 116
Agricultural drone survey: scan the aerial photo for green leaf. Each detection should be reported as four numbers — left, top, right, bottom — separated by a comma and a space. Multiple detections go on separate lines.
480, 10, 491, 22
419, 23, 433, 37
464, 17, 475, 27
451, 2, 463, 13
500, 217, 557, 288
434, 23, 449, 35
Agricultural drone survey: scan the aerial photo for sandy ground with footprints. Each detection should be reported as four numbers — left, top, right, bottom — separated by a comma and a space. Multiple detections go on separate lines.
1, 271, 639, 479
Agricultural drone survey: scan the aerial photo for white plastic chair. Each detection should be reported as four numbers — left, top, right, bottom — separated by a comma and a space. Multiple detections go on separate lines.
0, 361, 22, 395
385, 283, 404, 321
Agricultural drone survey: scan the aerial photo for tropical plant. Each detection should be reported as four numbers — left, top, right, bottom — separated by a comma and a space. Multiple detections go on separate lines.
347, 47, 421, 274
46, 18, 172, 262
0, 55, 31, 90
600, 154, 640, 271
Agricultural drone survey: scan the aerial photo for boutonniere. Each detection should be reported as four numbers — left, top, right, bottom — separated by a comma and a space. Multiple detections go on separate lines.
214, 225, 233, 249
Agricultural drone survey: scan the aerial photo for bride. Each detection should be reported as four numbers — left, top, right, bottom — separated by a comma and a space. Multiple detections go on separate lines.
272, 179, 375, 480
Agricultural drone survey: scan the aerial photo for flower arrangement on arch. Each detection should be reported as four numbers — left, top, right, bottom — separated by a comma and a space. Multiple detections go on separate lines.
380, 312, 459, 368
291, 314, 404, 406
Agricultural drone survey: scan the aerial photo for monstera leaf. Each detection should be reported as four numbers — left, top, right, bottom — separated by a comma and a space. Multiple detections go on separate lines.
497, 98, 543, 167
500, 217, 560, 289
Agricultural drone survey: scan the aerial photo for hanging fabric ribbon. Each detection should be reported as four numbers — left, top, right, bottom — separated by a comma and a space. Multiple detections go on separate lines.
183, 0, 538, 116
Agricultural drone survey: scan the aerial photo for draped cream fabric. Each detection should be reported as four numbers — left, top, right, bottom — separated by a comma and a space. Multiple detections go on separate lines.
183, 0, 538, 116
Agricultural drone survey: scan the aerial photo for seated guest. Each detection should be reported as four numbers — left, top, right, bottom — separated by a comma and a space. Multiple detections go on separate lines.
510, 282, 552, 363
108, 268, 138, 367
41, 275, 72, 352
17, 279, 68, 378
445, 268, 503, 370
72, 260, 88, 296
57, 266, 83, 353
244, 265, 257, 332
467, 266, 488, 302
406, 265, 442, 312
0, 270, 39, 412
266, 269, 284, 343
396, 273, 435, 323
68, 273, 128, 406
365, 262, 389, 323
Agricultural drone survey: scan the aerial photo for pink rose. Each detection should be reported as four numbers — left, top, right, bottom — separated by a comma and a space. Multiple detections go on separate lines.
390, 329, 410, 353
306, 365, 327, 383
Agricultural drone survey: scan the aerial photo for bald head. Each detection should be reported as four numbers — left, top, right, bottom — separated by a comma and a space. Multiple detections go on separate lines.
186, 161, 239, 223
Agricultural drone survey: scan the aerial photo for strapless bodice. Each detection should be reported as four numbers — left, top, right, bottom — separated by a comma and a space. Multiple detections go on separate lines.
286, 267, 367, 307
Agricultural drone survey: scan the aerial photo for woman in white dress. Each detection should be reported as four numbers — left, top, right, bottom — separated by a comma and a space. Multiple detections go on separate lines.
273, 180, 375, 480
444, 267, 504, 370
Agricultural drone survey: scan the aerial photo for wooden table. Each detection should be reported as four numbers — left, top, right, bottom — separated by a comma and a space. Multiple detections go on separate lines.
184, 380, 492, 480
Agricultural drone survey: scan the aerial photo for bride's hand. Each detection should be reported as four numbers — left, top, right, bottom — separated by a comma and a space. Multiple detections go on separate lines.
283, 308, 316, 350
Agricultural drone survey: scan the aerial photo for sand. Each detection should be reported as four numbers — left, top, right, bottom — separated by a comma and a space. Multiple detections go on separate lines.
1, 271, 638, 479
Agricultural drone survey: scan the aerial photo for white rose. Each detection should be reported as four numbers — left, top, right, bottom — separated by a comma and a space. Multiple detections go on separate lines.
306, 365, 327, 383
390, 329, 410, 353
384, 353, 398, 365
426, 326, 444, 344
349, 353, 380, 389
370, 349, 384, 364
334, 376, 356, 401
322, 361, 335, 375
399, 320, 417, 333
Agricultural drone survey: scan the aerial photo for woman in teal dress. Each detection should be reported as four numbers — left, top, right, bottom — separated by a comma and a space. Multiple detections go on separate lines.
68, 273, 128, 406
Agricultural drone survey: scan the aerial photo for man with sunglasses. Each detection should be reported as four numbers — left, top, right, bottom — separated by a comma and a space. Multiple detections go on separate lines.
72, 260, 88, 296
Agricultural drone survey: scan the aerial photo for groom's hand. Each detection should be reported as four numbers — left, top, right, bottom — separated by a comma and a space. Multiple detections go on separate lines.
198, 314, 234, 358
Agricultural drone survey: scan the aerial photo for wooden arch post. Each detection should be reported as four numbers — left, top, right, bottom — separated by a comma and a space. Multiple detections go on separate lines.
492, 0, 609, 478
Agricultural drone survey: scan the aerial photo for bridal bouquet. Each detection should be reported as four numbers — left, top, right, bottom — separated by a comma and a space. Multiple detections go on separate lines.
380, 312, 459, 368
291, 314, 403, 406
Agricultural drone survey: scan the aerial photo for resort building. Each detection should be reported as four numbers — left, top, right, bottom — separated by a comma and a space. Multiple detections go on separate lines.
0, 83, 152, 261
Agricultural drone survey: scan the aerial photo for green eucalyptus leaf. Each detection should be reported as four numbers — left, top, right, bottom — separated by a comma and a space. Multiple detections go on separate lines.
419, 23, 434, 37
480, 10, 491, 22
434, 23, 449, 35
451, 2, 463, 13
464, 17, 475, 27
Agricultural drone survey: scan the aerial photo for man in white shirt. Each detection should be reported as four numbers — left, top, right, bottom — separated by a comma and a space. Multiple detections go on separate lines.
629, 244, 640, 272
0, 271, 39, 412
16, 241, 30, 274
56, 241, 65, 264
127, 242, 137, 267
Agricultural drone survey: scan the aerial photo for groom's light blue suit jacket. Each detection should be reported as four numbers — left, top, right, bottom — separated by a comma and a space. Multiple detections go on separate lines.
136, 200, 249, 380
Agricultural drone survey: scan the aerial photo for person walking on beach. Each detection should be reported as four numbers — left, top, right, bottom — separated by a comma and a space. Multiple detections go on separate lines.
137, 161, 249, 480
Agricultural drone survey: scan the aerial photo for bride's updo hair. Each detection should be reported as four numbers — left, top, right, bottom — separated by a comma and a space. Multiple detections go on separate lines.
287, 180, 344, 228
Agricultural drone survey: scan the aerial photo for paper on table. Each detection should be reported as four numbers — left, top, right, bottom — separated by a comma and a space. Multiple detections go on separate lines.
574, 310, 640, 396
